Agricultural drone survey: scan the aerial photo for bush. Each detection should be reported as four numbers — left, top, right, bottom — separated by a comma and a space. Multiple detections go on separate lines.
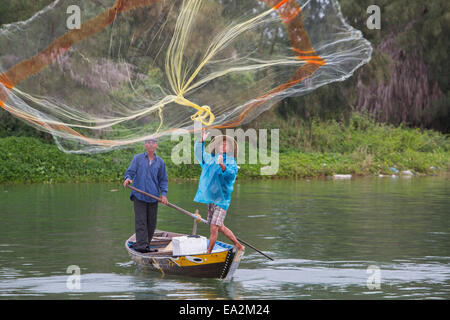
0, 111, 449, 184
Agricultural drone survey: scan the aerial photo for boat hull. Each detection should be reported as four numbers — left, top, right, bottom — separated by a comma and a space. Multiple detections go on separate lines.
125, 230, 242, 279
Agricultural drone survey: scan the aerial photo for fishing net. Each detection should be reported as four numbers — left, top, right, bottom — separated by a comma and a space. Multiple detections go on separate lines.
0, 0, 372, 152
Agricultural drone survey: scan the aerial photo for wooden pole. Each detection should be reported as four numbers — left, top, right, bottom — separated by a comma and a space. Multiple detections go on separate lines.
126, 185, 274, 261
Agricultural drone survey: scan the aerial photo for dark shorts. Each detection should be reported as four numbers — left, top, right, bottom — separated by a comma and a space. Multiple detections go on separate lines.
207, 203, 227, 226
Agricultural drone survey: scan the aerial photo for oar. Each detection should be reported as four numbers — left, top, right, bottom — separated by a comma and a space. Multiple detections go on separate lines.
126, 185, 274, 261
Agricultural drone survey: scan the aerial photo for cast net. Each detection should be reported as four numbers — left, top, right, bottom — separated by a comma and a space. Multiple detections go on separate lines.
0, 0, 372, 152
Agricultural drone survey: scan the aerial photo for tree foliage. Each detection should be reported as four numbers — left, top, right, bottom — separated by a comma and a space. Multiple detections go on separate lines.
279, 0, 449, 132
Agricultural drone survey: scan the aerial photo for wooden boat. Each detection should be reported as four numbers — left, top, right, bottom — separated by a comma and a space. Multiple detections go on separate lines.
125, 230, 244, 280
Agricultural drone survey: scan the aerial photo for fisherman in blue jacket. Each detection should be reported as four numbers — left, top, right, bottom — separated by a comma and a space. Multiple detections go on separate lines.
194, 129, 245, 253
123, 138, 169, 253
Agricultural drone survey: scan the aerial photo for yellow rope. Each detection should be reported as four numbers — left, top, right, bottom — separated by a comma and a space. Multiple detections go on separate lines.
165, 0, 275, 126
152, 257, 165, 278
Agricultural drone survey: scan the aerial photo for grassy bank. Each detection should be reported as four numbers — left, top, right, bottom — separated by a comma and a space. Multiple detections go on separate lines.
247, 111, 450, 178
0, 113, 448, 184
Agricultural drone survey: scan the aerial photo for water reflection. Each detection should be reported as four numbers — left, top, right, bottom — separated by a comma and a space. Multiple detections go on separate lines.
0, 176, 449, 299
1, 257, 447, 299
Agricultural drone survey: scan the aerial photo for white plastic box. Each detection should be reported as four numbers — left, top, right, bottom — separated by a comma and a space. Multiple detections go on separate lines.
172, 235, 207, 256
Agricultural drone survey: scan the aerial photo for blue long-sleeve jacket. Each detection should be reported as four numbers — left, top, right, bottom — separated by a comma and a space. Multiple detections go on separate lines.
193, 141, 238, 210
124, 152, 168, 203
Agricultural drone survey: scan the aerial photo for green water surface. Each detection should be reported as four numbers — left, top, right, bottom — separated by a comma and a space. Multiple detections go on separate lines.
0, 176, 448, 299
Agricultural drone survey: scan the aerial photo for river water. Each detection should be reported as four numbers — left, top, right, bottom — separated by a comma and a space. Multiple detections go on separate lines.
0, 176, 448, 299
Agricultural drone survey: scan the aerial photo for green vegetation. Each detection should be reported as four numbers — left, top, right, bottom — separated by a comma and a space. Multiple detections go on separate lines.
1, 112, 448, 184
244, 110, 449, 178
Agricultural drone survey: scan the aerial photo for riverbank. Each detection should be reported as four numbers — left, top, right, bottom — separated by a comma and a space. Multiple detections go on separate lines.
1, 113, 448, 183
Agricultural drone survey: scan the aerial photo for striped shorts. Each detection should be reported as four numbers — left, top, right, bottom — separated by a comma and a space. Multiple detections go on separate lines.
207, 203, 227, 226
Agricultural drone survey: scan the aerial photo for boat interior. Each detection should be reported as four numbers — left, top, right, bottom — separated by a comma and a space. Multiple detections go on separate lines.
127, 230, 233, 256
